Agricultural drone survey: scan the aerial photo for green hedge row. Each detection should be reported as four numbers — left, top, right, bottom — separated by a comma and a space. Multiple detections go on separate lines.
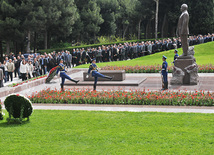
38, 38, 167, 54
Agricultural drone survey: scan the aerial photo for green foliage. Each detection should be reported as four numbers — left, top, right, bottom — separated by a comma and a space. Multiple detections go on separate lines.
0, 0, 213, 52
0, 110, 214, 154
4, 94, 33, 119
0, 101, 3, 120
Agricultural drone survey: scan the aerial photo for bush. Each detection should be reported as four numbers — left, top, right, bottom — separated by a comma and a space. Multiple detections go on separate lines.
4, 94, 33, 119
0, 99, 3, 120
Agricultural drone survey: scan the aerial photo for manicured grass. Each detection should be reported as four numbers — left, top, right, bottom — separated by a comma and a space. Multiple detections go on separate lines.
75, 41, 214, 68
0, 110, 214, 154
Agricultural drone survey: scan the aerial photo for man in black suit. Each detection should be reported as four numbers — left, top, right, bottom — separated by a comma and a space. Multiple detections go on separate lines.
39, 55, 47, 75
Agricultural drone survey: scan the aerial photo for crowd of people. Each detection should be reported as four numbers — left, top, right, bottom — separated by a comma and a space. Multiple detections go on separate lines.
0, 33, 213, 88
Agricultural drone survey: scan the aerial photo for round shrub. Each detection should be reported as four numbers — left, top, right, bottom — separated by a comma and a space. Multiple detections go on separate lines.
4, 94, 33, 118
0, 101, 3, 120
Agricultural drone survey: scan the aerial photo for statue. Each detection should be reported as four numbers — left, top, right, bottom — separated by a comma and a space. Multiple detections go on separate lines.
176, 4, 189, 56
171, 4, 199, 85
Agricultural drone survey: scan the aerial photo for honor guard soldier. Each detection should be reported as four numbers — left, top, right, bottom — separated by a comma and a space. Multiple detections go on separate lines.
56, 59, 79, 91
87, 58, 113, 91
161, 55, 168, 90
173, 49, 179, 63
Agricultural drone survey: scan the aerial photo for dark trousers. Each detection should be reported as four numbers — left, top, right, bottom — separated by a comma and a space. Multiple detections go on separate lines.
8, 72, 13, 81
21, 73, 27, 81
92, 71, 111, 90
60, 72, 77, 85
96, 56, 102, 63
4, 71, 8, 82
40, 65, 46, 75
0, 80, 3, 87
14, 68, 20, 78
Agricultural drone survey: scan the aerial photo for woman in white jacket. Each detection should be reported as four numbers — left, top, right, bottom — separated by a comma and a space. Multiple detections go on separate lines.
27, 61, 34, 79
20, 60, 28, 81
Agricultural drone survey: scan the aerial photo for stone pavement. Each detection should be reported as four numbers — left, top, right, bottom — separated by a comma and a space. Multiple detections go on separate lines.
1, 69, 214, 113
32, 104, 214, 113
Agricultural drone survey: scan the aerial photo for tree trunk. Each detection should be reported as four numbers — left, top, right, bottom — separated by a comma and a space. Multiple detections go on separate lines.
161, 14, 168, 38
146, 20, 152, 39
138, 20, 142, 40
34, 32, 37, 53
123, 25, 129, 40
6, 41, 10, 55
155, 0, 159, 39
44, 30, 48, 49
0, 40, 3, 62
26, 31, 31, 53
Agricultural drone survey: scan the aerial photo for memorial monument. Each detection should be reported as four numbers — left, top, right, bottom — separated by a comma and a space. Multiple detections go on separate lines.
171, 4, 199, 85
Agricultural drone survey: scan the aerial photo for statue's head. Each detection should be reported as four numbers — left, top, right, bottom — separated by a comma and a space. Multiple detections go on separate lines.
181, 4, 188, 12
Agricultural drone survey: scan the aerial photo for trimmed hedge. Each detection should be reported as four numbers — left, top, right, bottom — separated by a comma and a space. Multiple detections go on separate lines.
0, 101, 3, 120
4, 94, 33, 119
38, 38, 167, 54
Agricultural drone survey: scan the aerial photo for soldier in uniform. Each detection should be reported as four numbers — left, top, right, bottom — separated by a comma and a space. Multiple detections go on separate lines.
86, 59, 113, 91
173, 49, 179, 63
56, 59, 79, 91
161, 55, 168, 90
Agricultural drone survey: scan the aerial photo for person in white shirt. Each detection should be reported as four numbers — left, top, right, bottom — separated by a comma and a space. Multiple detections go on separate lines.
20, 60, 28, 81
27, 60, 34, 79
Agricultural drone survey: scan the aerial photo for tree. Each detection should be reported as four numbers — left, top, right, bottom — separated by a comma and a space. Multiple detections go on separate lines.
154, 0, 159, 39
97, 0, 119, 36
0, 0, 22, 54
73, 0, 103, 43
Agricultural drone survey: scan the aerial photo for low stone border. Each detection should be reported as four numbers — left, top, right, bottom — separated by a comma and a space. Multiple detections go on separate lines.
0, 69, 82, 98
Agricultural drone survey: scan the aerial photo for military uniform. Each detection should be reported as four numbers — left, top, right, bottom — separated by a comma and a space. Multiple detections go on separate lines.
88, 61, 112, 90
56, 62, 79, 91
173, 50, 179, 63
161, 56, 168, 90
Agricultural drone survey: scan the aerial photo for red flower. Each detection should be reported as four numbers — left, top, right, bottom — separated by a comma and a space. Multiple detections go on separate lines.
16, 94, 20, 96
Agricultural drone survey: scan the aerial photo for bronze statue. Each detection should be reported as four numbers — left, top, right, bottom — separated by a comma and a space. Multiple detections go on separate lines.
176, 4, 189, 56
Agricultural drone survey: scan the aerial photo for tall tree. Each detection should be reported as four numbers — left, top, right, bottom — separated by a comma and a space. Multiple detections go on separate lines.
0, 0, 21, 54
154, 0, 159, 39
97, 0, 119, 36
73, 0, 103, 43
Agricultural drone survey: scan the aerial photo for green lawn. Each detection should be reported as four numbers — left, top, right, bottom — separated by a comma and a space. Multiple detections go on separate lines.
75, 41, 214, 68
0, 110, 213, 154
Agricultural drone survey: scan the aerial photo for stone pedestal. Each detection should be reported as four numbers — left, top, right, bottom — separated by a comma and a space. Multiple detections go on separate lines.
174, 59, 194, 84
83, 70, 126, 81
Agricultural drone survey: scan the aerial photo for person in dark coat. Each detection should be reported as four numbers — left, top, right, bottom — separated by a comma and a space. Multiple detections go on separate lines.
39, 55, 47, 75
113, 46, 118, 61
76, 49, 81, 66
81, 48, 86, 64
72, 49, 77, 67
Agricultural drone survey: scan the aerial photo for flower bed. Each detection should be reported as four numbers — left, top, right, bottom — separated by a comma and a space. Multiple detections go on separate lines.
8, 75, 47, 87
101, 64, 214, 73
29, 88, 214, 106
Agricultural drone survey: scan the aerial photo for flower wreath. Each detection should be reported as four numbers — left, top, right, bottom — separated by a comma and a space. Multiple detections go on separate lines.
45, 66, 58, 83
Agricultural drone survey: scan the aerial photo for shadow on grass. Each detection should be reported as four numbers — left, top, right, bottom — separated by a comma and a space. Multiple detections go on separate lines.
0, 118, 30, 127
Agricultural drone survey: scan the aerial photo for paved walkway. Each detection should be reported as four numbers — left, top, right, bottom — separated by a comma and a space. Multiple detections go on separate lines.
31, 104, 214, 113
1, 69, 214, 113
